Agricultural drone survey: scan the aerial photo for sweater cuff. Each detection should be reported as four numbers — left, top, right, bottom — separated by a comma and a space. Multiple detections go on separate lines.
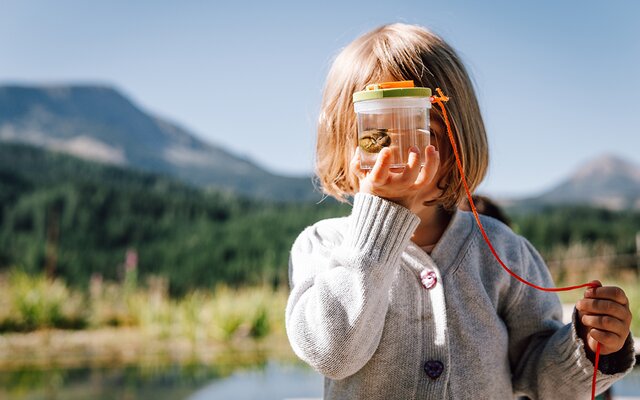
344, 193, 420, 263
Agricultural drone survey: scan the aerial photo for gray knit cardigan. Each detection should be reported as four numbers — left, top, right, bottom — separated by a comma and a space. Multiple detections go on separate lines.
285, 193, 635, 399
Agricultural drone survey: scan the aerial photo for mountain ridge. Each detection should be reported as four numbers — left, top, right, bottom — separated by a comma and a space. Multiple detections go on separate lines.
509, 154, 640, 210
0, 83, 318, 202
3, 83, 638, 208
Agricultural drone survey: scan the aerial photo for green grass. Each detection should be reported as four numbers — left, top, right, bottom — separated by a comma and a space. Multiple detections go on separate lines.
0, 269, 289, 343
0, 270, 86, 331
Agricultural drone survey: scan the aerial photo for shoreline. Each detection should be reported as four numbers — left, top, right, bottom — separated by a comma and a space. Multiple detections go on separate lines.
2, 305, 637, 372
0, 327, 295, 372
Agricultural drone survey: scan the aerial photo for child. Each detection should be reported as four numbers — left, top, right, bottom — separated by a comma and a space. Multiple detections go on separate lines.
285, 23, 635, 399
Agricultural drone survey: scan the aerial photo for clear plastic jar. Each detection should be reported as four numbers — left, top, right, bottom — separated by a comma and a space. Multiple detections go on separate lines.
353, 81, 431, 169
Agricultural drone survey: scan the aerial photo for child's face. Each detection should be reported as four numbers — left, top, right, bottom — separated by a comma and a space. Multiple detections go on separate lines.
428, 111, 445, 153
425, 111, 448, 202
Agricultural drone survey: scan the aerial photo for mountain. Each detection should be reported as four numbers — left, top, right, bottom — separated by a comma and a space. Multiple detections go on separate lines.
0, 84, 318, 202
513, 154, 640, 210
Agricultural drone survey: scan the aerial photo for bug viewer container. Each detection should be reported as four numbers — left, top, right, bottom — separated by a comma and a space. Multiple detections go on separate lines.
353, 81, 432, 169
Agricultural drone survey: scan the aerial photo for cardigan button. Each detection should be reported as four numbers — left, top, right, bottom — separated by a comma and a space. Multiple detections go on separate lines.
420, 270, 437, 290
424, 360, 444, 379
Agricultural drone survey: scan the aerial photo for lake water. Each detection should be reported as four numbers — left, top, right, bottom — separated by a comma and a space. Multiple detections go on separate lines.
0, 360, 322, 400
0, 361, 637, 400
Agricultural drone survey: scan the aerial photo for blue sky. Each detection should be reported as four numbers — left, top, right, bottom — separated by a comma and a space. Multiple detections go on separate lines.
1, 0, 638, 197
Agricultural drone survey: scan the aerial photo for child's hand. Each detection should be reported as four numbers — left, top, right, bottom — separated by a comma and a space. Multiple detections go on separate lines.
575, 280, 632, 356
351, 145, 440, 213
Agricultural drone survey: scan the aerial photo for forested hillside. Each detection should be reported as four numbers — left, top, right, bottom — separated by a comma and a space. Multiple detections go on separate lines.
510, 206, 640, 256
0, 143, 349, 294
1, 142, 638, 295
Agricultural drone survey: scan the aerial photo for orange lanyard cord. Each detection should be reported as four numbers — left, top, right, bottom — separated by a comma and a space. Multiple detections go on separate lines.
430, 88, 601, 399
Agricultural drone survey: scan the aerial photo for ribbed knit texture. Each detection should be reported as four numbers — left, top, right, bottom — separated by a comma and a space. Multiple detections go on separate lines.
285, 193, 636, 399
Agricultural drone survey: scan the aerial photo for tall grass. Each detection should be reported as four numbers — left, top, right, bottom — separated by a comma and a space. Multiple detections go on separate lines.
0, 269, 289, 343
0, 270, 86, 331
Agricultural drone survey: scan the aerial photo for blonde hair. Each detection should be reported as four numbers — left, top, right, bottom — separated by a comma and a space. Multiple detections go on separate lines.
315, 23, 488, 209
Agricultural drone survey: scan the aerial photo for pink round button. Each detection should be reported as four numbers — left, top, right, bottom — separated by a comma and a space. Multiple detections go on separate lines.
420, 270, 437, 290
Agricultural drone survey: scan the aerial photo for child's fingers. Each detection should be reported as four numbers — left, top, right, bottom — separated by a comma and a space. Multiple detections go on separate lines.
414, 145, 439, 187
587, 329, 624, 354
585, 285, 629, 306
395, 147, 421, 185
369, 147, 391, 183
576, 298, 630, 322
580, 314, 628, 336
587, 279, 602, 289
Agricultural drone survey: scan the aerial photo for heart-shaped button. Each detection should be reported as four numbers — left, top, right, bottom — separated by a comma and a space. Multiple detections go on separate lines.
424, 360, 444, 379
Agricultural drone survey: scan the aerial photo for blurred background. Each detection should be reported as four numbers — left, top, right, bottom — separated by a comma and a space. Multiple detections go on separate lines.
0, 0, 638, 399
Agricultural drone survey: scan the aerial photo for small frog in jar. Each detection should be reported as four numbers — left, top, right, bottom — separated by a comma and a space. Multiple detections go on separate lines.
359, 129, 391, 153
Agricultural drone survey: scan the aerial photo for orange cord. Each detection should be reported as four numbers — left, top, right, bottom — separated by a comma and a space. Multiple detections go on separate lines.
430, 88, 601, 399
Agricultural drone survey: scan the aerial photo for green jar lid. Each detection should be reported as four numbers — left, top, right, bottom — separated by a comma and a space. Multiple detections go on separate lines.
352, 81, 432, 103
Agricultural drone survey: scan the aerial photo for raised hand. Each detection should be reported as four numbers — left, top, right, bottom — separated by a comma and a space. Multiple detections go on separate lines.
351, 145, 440, 214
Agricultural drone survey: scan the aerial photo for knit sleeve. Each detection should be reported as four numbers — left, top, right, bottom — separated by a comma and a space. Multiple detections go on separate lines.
285, 193, 420, 380
507, 237, 636, 398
